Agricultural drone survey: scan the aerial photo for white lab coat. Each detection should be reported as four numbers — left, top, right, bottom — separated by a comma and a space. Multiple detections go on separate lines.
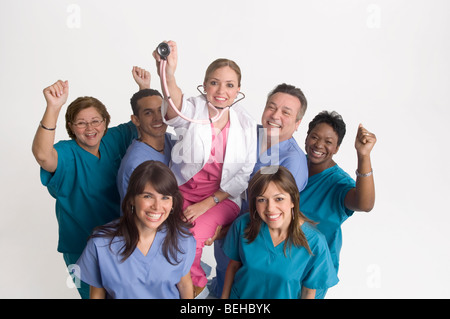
162, 95, 257, 208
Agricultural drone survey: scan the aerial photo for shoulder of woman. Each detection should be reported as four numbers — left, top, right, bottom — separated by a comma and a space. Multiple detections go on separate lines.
301, 222, 327, 249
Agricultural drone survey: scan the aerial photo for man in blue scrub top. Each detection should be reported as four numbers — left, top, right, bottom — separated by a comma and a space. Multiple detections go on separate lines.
118, 67, 175, 204
210, 83, 309, 297
117, 88, 175, 206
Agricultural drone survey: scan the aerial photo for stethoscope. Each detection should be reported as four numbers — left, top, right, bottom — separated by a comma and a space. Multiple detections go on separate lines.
157, 42, 245, 125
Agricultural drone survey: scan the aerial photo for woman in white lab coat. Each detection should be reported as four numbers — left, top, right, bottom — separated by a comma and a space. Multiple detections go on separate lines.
154, 40, 257, 297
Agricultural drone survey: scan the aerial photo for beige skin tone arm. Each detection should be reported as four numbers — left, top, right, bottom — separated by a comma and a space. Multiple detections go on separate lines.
32, 68, 150, 173
177, 272, 194, 299
90, 286, 107, 299
220, 259, 242, 299
32, 80, 69, 173
183, 190, 230, 223
344, 124, 377, 212
153, 40, 183, 121
300, 286, 316, 299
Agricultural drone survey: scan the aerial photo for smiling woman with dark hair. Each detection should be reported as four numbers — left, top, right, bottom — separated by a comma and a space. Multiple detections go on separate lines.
221, 166, 338, 299
77, 160, 196, 299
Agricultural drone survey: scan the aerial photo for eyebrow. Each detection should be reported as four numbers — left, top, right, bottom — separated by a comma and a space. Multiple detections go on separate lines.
267, 102, 293, 111
210, 77, 237, 83
74, 116, 102, 121
257, 193, 287, 198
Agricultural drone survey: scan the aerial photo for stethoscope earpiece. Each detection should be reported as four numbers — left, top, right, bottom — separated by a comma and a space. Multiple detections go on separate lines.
196, 85, 246, 110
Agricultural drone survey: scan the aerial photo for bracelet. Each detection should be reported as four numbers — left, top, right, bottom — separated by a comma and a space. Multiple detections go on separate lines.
39, 121, 56, 131
355, 169, 373, 177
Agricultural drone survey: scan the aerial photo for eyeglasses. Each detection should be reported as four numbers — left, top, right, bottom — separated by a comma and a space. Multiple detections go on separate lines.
72, 119, 105, 129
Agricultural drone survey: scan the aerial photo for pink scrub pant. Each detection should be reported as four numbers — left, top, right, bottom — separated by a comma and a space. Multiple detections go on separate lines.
183, 197, 239, 288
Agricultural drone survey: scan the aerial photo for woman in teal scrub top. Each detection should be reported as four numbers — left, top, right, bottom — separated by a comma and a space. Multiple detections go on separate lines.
32, 73, 144, 298
300, 111, 377, 298
221, 166, 338, 299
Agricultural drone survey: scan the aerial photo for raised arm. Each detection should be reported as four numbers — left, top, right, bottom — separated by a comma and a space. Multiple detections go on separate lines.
132, 66, 151, 90
344, 124, 377, 212
153, 40, 183, 120
32, 80, 69, 173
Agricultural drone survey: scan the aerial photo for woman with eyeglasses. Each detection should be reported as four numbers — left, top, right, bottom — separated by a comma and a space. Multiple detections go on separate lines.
32, 73, 145, 298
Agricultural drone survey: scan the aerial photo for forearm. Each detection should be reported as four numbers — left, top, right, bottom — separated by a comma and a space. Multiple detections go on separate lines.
204, 190, 230, 213
346, 154, 375, 212
183, 190, 230, 222
177, 273, 194, 299
300, 287, 316, 299
221, 260, 242, 299
200, 190, 230, 211
32, 106, 60, 172
90, 286, 106, 299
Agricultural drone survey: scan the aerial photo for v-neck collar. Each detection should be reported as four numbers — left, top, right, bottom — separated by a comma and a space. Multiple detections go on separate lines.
132, 230, 164, 264
261, 222, 285, 255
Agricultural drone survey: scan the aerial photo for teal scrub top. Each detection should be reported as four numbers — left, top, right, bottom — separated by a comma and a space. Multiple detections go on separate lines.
300, 164, 356, 272
223, 213, 338, 299
41, 122, 137, 254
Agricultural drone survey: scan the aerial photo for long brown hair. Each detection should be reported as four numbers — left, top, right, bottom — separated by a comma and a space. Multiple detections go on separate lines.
91, 161, 192, 264
244, 166, 315, 256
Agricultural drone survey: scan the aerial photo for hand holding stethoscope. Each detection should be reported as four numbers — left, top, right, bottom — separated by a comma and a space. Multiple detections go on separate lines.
153, 41, 245, 124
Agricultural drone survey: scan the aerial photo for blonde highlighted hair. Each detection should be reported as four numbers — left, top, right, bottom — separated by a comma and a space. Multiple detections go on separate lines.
203, 58, 242, 87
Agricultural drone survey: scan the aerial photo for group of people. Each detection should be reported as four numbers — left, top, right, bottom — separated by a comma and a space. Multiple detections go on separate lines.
32, 40, 376, 299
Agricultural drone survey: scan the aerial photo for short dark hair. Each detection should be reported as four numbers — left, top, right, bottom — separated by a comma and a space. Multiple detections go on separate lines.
307, 111, 346, 146
130, 89, 162, 116
65, 96, 110, 140
267, 83, 307, 121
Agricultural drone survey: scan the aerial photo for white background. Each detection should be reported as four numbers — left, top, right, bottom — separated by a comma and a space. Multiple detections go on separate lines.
1, 0, 449, 298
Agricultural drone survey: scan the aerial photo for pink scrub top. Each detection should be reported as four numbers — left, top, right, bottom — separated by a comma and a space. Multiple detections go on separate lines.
179, 121, 230, 201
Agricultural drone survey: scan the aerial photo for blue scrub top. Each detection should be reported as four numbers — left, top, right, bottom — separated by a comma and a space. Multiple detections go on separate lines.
241, 125, 309, 213
76, 225, 196, 299
254, 125, 308, 191
41, 122, 137, 254
223, 213, 338, 299
300, 164, 356, 272
117, 133, 175, 205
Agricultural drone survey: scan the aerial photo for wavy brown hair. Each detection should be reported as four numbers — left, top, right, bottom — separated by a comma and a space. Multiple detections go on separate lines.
91, 160, 192, 264
245, 166, 315, 256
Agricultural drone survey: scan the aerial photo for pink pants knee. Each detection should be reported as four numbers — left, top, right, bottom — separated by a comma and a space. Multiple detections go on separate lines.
183, 198, 239, 287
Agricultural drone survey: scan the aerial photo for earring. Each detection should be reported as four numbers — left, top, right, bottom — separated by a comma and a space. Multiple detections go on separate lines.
131, 205, 135, 214
291, 208, 295, 220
